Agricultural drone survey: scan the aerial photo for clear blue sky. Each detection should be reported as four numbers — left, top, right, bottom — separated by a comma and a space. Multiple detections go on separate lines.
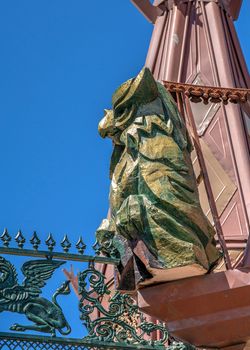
0, 0, 249, 338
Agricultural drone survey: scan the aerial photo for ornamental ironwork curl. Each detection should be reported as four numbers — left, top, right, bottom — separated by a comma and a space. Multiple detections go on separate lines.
0, 229, 193, 350
79, 267, 169, 348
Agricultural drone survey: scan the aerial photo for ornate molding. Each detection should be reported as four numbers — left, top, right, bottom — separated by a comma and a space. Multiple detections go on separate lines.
163, 81, 249, 104
78, 266, 184, 349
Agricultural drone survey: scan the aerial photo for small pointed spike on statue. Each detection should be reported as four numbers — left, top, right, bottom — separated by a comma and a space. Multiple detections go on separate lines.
30, 231, 41, 250
1, 228, 11, 247
15, 230, 26, 249
61, 234, 71, 253
46, 233, 56, 252
76, 236, 86, 255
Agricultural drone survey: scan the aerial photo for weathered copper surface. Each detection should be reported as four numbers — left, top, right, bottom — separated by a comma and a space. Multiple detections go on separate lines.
96, 68, 221, 290
137, 269, 250, 348
0, 256, 71, 336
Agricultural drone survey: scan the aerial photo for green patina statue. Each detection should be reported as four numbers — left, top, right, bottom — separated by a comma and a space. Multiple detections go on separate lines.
96, 68, 221, 291
0, 256, 71, 336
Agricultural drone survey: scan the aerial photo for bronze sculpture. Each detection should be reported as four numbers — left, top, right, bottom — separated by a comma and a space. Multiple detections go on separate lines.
0, 256, 71, 336
96, 68, 221, 290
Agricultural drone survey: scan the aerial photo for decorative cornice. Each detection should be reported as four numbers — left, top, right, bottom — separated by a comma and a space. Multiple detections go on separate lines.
154, 0, 242, 20
163, 81, 250, 104
132, 0, 242, 23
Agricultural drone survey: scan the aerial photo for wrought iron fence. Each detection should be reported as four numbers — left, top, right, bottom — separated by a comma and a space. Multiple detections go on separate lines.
0, 332, 176, 350
0, 229, 191, 350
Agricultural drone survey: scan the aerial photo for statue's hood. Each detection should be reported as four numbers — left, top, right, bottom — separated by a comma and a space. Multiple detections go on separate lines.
112, 67, 158, 112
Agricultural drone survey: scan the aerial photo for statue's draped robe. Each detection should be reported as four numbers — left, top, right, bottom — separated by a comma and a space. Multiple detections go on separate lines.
97, 69, 221, 290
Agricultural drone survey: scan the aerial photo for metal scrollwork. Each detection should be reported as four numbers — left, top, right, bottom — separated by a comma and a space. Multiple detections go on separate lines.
0, 255, 71, 337
0, 229, 194, 350
78, 267, 169, 348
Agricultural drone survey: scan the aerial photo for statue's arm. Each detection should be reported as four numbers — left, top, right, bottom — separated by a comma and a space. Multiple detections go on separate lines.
130, 0, 163, 23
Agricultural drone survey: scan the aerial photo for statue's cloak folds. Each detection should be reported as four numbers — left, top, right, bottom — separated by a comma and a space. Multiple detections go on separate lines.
97, 68, 221, 291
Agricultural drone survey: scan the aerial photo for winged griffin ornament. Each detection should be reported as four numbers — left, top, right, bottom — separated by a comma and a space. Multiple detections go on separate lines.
0, 256, 71, 336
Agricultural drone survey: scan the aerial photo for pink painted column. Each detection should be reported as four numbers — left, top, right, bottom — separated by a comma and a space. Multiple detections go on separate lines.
204, 0, 250, 223
131, 0, 250, 248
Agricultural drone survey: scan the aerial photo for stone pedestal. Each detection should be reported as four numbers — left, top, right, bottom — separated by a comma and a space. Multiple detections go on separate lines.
138, 269, 250, 348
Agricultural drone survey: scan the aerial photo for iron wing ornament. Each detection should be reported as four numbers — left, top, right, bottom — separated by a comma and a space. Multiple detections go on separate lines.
0, 256, 71, 336
96, 68, 222, 291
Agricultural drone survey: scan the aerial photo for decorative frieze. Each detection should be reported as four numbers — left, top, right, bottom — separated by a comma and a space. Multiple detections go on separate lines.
163, 81, 250, 104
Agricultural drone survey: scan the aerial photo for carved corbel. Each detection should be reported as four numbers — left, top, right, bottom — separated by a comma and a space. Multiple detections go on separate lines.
130, 0, 164, 23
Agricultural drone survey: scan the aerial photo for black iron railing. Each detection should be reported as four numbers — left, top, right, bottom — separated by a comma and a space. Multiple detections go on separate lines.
0, 229, 190, 350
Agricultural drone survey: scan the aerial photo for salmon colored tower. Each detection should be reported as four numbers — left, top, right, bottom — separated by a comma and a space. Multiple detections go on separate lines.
65, 2, 250, 347
132, 0, 250, 261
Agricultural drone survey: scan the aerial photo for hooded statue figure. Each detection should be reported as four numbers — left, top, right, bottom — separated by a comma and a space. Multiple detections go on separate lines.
96, 68, 221, 291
